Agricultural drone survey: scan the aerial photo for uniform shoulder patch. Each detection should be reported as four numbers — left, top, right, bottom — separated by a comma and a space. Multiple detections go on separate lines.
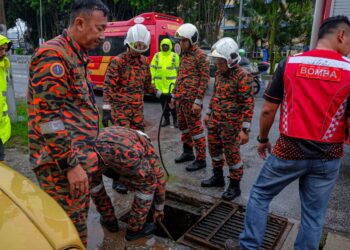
50, 63, 65, 78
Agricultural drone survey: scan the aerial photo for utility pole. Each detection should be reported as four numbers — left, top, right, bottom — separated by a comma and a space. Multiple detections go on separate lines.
0, 0, 17, 122
237, 0, 243, 48
39, 0, 44, 45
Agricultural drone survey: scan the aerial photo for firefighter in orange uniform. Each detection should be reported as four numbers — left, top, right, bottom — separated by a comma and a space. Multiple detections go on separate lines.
170, 23, 210, 172
27, 1, 118, 244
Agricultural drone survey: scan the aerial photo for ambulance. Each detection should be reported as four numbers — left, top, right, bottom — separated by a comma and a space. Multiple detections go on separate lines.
88, 12, 183, 91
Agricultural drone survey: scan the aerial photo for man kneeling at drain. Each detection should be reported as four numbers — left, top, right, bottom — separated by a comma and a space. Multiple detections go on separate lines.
95, 126, 166, 241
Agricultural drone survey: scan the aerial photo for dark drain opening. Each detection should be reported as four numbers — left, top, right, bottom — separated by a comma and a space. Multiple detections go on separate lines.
120, 199, 202, 241
150, 202, 201, 240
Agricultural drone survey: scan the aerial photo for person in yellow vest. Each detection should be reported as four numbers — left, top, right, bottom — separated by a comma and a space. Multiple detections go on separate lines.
150, 38, 179, 127
0, 35, 12, 162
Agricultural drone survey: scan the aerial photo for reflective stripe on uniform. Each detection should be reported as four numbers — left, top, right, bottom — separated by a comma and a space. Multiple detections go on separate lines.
181, 129, 190, 134
135, 191, 154, 201
39, 120, 65, 134
103, 104, 111, 110
90, 183, 104, 194
193, 132, 205, 140
154, 76, 162, 80
151, 65, 162, 70
229, 162, 243, 170
212, 154, 224, 162
136, 130, 150, 139
155, 203, 164, 211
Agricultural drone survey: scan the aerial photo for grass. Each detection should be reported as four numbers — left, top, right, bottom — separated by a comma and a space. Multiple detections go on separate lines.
5, 100, 28, 151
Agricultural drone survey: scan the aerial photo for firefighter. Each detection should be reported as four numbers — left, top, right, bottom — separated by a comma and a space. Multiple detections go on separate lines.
201, 38, 254, 201
170, 23, 210, 171
95, 126, 166, 241
102, 23, 162, 194
27, 1, 118, 245
150, 38, 180, 128
226, 15, 350, 250
0, 35, 12, 163
102, 23, 162, 131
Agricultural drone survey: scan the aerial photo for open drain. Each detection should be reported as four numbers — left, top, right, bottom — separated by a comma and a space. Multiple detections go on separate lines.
179, 201, 293, 250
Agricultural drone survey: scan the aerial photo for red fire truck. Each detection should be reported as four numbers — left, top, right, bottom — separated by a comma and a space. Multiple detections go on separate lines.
88, 12, 183, 90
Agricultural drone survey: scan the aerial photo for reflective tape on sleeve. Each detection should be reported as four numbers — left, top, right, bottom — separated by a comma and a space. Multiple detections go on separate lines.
39, 120, 65, 134
135, 191, 154, 201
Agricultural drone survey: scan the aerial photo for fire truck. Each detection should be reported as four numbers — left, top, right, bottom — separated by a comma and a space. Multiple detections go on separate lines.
88, 12, 183, 91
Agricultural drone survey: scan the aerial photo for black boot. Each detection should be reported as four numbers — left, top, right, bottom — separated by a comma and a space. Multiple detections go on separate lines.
186, 160, 207, 172
100, 217, 119, 232
112, 180, 128, 194
174, 144, 195, 163
201, 168, 225, 187
222, 179, 241, 201
125, 222, 157, 241
161, 118, 170, 127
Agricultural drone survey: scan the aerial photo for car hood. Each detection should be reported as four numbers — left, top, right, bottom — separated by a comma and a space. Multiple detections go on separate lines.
0, 163, 85, 250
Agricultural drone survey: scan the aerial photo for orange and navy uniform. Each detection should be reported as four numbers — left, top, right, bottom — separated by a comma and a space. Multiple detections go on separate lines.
103, 51, 161, 131
27, 29, 115, 244
173, 45, 210, 160
96, 126, 166, 231
207, 65, 254, 181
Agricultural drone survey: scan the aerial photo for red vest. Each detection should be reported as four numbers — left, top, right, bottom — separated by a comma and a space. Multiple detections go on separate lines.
280, 50, 350, 143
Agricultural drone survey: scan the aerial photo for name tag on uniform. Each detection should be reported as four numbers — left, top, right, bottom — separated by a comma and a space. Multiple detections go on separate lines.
296, 64, 342, 82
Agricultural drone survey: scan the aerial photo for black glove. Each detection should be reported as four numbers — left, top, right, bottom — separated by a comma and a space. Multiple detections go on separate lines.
102, 109, 112, 127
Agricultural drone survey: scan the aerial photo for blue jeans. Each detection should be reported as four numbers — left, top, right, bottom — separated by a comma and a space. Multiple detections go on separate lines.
239, 154, 340, 250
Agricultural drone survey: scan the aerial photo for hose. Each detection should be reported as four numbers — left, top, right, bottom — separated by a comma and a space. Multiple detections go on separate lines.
157, 83, 174, 180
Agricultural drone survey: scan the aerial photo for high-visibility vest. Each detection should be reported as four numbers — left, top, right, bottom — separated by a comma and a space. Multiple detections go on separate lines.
280, 50, 350, 143
151, 52, 179, 93
0, 57, 11, 144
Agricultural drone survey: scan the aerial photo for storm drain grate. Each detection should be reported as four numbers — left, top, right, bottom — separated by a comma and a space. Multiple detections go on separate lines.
180, 201, 292, 250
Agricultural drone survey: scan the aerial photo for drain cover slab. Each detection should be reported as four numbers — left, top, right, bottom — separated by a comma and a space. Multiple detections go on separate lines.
179, 201, 292, 250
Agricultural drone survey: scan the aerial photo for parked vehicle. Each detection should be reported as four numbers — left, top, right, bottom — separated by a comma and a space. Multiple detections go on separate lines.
88, 12, 183, 91
0, 162, 85, 250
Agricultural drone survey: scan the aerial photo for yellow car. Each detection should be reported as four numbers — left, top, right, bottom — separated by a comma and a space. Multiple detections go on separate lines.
0, 162, 85, 250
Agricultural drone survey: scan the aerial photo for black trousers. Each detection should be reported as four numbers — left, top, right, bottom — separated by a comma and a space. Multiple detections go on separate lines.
160, 94, 177, 121
0, 139, 4, 161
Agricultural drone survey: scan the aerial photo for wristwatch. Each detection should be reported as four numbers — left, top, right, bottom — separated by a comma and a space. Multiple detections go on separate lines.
257, 136, 269, 143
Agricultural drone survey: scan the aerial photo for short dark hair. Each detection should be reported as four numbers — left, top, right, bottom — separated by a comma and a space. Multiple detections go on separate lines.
70, 0, 109, 25
318, 15, 350, 39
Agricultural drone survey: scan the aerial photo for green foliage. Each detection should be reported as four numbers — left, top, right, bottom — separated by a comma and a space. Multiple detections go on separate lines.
15, 48, 23, 55
6, 101, 28, 151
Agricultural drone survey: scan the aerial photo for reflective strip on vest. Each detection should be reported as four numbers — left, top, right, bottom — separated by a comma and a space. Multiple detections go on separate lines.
154, 76, 162, 80
166, 76, 177, 80
135, 191, 154, 201
322, 99, 347, 140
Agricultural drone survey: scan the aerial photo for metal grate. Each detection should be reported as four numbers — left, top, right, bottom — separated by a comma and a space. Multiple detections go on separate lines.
180, 201, 292, 250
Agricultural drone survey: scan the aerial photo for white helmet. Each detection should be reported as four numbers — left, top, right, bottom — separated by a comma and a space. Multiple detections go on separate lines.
209, 37, 241, 68
124, 24, 151, 53
175, 23, 199, 45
